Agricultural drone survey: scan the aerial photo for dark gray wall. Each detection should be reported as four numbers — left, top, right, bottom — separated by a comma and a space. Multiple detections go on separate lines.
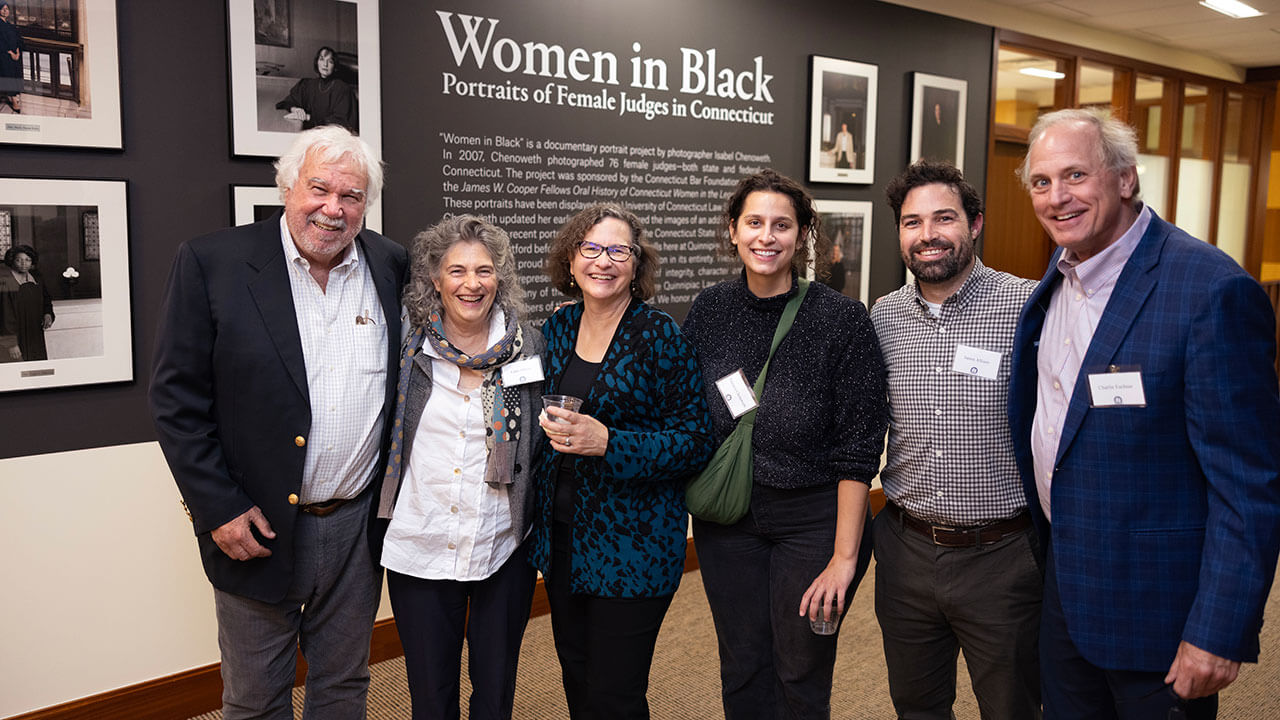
0, 0, 993, 459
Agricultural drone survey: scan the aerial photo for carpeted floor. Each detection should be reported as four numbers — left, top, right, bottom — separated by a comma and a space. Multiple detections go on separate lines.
189, 560, 1280, 719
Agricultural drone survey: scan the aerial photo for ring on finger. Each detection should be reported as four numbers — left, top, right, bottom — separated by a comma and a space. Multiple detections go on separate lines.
563, 438, 572, 448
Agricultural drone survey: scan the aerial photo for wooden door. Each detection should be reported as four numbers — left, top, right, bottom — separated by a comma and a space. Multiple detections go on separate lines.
982, 138, 1056, 281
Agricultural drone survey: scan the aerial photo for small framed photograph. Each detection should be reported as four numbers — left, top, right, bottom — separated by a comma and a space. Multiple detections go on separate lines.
254, 0, 291, 47
814, 199, 873, 305
231, 184, 283, 226
0, 0, 122, 149
808, 56, 877, 185
0, 178, 131, 392
227, 0, 381, 159
910, 73, 967, 171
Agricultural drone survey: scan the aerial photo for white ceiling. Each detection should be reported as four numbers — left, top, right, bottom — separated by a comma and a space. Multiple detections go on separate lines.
983, 0, 1280, 69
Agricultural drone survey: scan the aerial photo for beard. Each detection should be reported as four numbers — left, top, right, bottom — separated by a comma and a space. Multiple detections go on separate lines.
904, 239, 975, 284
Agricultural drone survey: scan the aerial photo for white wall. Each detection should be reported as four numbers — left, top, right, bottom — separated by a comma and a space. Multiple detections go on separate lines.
0, 442, 393, 717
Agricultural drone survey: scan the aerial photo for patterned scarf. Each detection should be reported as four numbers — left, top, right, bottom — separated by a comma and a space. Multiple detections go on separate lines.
384, 310, 524, 492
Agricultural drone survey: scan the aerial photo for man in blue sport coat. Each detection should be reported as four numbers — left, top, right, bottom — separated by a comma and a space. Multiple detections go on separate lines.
1008, 108, 1280, 719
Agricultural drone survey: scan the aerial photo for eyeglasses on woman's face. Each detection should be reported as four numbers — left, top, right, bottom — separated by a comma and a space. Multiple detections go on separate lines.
576, 241, 636, 262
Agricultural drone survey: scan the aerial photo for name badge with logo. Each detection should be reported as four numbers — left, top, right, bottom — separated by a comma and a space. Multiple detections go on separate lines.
501, 356, 545, 386
951, 344, 1002, 380
1087, 366, 1146, 408
715, 369, 758, 419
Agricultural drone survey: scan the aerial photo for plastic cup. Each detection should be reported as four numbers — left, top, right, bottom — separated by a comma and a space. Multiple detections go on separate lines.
541, 395, 583, 423
810, 599, 839, 635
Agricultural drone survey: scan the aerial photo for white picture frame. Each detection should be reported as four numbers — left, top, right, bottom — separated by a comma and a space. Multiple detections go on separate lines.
808, 56, 877, 185
814, 199, 873, 306
0, 178, 131, 392
232, 184, 283, 226
227, 0, 381, 160
0, 0, 122, 149
910, 72, 967, 171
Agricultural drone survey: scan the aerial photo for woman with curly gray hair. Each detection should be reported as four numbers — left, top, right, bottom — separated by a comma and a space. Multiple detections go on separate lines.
376, 214, 545, 720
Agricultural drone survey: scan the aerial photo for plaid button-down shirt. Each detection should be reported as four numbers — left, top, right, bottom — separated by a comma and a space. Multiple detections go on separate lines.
871, 258, 1037, 526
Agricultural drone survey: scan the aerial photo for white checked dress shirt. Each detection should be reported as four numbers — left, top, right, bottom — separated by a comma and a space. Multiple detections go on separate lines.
871, 258, 1038, 526
1031, 205, 1150, 521
380, 309, 519, 582
280, 216, 387, 504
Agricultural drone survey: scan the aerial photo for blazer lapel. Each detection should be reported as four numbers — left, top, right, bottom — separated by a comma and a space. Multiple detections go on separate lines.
246, 214, 309, 402
1054, 214, 1168, 465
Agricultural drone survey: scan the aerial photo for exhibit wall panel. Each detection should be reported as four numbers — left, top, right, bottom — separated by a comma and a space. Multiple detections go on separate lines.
381, 0, 994, 322
1, 0, 992, 715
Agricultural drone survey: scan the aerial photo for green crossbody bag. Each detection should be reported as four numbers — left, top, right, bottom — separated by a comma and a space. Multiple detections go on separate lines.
686, 278, 809, 525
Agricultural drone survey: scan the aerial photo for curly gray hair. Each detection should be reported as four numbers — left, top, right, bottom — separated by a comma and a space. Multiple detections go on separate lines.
404, 215, 525, 328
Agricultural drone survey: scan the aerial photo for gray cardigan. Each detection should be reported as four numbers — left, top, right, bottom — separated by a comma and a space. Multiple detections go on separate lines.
377, 321, 546, 541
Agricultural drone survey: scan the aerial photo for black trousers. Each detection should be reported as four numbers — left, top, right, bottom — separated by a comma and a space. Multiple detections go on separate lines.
387, 539, 537, 720
547, 521, 675, 720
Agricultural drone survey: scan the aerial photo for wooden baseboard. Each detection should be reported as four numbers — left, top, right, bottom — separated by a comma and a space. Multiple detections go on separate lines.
10, 539, 706, 720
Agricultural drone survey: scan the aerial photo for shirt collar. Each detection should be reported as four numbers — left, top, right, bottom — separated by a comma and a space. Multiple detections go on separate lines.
1056, 203, 1150, 289
422, 307, 507, 360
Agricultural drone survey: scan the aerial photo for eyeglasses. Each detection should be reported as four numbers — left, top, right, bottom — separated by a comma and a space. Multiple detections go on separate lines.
576, 241, 637, 262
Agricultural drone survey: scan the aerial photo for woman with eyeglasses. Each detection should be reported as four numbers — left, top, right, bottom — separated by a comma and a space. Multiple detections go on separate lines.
530, 203, 713, 719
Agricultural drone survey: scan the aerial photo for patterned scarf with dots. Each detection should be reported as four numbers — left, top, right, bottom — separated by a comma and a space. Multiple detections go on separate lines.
385, 310, 524, 489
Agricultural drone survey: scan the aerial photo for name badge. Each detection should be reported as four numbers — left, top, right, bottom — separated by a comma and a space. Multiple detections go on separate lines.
715, 369, 758, 419
951, 344, 1002, 380
1087, 367, 1146, 408
501, 356, 545, 386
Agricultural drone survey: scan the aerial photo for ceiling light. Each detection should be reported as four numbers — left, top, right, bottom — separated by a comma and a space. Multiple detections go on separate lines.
1199, 0, 1264, 19
1020, 67, 1066, 79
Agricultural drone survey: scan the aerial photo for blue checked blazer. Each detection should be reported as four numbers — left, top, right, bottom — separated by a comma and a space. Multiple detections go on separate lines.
1009, 211, 1280, 671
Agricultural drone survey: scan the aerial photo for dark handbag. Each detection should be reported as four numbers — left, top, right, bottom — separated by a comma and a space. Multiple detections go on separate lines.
686, 278, 809, 525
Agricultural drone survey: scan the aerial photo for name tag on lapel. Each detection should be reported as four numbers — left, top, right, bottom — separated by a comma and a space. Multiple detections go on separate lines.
501, 356, 545, 386
1087, 366, 1146, 408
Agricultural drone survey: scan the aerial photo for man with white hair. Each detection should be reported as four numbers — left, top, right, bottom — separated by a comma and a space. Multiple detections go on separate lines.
151, 125, 407, 719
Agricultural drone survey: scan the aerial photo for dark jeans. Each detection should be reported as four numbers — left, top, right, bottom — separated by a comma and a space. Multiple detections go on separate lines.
873, 509, 1043, 720
547, 521, 675, 720
693, 483, 873, 720
1042, 544, 1218, 720
387, 539, 537, 720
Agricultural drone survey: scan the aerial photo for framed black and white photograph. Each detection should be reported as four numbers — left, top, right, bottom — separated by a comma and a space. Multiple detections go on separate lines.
0, 0, 122, 148
228, 0, 380, 158
232, 184, 283, 226
910, 73, 967, 171
814, 199, 872, 305
808, 56, 877, 185
0, 178, 131, 392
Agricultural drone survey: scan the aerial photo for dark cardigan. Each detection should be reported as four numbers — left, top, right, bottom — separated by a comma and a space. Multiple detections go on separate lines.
529, 299, 713, 598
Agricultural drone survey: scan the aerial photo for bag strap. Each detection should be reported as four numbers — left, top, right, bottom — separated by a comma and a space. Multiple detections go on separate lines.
742, 278, 809, 422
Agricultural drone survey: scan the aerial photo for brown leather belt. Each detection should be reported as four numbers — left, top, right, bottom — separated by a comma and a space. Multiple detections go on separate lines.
299, 498, 351, 517
884, 501, 1030, 548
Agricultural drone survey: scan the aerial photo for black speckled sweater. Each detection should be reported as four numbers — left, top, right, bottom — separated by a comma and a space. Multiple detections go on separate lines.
682, 272, 888, 489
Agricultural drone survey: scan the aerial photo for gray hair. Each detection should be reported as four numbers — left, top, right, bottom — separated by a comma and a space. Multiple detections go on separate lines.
404, 215, 525, 328
274, 125, 384, 203
1016, 108, 1141, 202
